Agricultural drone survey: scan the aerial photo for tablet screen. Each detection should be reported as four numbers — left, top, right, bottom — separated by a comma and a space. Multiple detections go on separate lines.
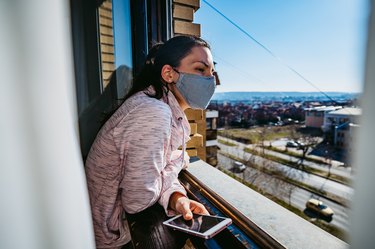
168, 214, 227, 233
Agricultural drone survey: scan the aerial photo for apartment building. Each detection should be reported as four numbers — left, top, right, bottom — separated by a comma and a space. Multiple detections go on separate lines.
304, 106, 342, 128
323, 107, 362, 148
322, 107, 361, 132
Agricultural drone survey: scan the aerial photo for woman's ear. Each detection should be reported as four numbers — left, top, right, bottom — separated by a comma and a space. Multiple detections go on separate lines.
161, 64, 176, 84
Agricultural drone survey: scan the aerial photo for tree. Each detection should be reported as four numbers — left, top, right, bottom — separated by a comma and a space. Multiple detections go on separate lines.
297, 136, 321, 169
257, 127, 269, 155
323, 142, 334, 178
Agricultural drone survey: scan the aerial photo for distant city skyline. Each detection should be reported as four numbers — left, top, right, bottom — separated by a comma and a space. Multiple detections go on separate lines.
211, 91, 359, 102
195, 0, 369, 93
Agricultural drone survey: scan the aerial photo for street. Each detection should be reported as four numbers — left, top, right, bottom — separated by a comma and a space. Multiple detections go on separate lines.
218, 154, 350, 233
218, 136, 354, 201
219, 135, 353, 180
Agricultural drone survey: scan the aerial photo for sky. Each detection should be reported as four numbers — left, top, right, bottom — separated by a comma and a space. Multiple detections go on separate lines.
195, 0, 370, 93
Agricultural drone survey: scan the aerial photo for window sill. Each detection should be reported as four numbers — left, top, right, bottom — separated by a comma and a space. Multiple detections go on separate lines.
183, 159, 347, 249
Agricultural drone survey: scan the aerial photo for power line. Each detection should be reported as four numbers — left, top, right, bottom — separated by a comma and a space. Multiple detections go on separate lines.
213, 53, 289, 99
214, 54, 267, 84
201, 0, 341, 105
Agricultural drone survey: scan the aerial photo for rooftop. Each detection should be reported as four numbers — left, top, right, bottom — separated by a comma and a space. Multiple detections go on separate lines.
328, 107, 362, 116
304, 106, 342, 112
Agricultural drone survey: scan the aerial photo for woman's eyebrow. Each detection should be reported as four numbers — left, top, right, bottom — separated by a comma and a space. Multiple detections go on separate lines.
195, 61, 213, 69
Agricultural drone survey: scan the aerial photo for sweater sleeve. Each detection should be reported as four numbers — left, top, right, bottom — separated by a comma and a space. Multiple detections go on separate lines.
116, 102, 186, 215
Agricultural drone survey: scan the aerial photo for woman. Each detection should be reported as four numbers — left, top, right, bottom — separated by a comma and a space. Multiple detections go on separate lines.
85, 35, 216, 249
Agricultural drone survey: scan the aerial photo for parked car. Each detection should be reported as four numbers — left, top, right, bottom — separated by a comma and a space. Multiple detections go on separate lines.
306, 198, 334, 217
286, 141, 299, 148
296, 141, 305, 148
233, 161, 246, 173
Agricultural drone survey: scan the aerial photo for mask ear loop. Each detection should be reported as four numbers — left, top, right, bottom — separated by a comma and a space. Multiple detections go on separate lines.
162, 80, 170, 105
162, 67, 179, 104
172, 67, 180, 74
163, 67, 180, 105
173, 68, 186, 168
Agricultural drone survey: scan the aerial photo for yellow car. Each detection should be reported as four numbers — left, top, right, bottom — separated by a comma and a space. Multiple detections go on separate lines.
306, 199, 334, 217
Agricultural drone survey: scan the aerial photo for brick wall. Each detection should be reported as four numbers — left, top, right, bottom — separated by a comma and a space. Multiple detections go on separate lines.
173, 0, 201, 37
98, 0, 115, 88
172, 0, 206, 161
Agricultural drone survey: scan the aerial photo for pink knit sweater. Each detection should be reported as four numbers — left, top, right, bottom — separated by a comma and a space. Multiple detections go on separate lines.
85, 87, 191, 248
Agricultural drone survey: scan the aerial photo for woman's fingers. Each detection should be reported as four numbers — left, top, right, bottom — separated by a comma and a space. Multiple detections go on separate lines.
189, 200, 209, 215
182, 201, 193, 220
173, 194, 209, 219
175, 196, 193, 220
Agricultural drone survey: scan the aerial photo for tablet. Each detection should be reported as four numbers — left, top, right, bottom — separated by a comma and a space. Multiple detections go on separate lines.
163, 214, 232, 239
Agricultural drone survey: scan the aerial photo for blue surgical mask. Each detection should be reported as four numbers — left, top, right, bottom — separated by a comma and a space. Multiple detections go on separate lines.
173, 69, 216, 110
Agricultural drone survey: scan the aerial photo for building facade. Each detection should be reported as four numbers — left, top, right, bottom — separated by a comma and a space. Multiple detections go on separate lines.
206, 110, 219, 166
322, 107, 361, 132
321, 107, 361, 148
304, 106, 342, 129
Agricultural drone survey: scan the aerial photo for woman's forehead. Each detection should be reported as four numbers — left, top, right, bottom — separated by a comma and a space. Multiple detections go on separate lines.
182, 46, 214, 67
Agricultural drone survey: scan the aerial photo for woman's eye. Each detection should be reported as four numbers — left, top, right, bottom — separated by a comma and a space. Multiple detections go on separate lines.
196, 68, 205, 73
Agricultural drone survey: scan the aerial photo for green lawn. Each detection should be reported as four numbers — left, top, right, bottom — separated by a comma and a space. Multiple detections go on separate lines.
243, 147, 351, 186
218, 125, 302, 144
217, 139, 236, 146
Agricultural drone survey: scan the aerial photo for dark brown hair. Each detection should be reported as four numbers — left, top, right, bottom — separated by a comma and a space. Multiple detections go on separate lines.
126, 35, 211, 100
101, 35, 211, 125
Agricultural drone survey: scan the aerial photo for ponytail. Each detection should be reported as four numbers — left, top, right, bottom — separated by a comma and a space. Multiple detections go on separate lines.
124, 43, 165, 100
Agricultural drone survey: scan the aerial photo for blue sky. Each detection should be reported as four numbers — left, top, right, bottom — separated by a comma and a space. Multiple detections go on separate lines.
195, 0, 369, 93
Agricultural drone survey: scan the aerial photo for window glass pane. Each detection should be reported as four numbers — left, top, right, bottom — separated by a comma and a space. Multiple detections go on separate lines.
112, 0, 133, 99
98, 0, 133, 99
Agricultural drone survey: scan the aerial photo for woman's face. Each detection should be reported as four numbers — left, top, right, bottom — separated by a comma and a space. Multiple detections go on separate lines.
176, 46, 215, 78
164, 46, 215, 110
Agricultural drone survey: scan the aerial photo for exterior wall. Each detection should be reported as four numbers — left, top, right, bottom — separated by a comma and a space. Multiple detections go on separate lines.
206, 110, 219, 166
184, 109, 207, 160
305, 111, 324, 128
173, 0, 201, 36
172, 0, 207, 160
99, 1, 115, 87
335, 124, 359, 150
335, 130, 348, 147
323, 114, 350, 132
206, 146, 218, 166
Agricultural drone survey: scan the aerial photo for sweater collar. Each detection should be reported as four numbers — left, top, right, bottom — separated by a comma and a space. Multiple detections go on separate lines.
162, 87, 191, 142
144, 86, 191, 142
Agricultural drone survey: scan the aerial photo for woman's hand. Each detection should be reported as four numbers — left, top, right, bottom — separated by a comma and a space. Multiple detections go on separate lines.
169, 192, 209, 220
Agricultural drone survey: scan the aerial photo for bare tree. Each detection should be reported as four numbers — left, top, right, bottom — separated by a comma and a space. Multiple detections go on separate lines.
288, 125, 301, 141
297, 136, 320, 169
323, 142, 334, 178
257, 126, 269, 155
265, 159, 300, 205
242, 148, 262, 184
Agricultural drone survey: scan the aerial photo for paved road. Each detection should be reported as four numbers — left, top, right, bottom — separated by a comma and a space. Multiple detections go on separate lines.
219, 136, 353, 180
218, 137, 354, 201
218, 154, 349, 233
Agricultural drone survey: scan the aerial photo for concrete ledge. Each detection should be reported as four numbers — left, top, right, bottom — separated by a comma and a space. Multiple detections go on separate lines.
186, 160, 348, 249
